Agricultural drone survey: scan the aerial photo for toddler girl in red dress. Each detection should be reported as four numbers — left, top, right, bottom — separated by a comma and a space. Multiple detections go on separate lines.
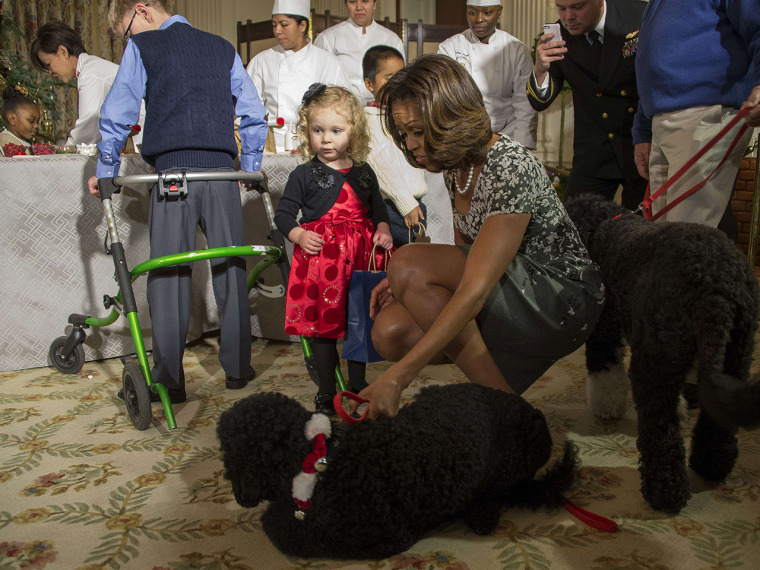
274, 84, 393, 415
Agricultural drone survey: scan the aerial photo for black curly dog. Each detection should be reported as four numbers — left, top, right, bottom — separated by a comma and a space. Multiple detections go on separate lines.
565, 194, 760, 513
217, 383, 577, 559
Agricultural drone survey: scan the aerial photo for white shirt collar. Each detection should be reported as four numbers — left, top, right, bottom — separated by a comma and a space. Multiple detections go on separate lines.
281, 39, 312, 57
592, 0, 607, 39
346, 18, 376, 32
75, 52, 88, 78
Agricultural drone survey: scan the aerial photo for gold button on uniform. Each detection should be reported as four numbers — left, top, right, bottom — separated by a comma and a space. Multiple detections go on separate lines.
620, 90, 627, 96
596, 92, 602, 97
628, 107, 635, 113
602, 113, 609, 119
608, 133, 615, 139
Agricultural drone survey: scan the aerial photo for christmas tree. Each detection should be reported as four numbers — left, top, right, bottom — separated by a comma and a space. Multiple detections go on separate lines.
0, 1, 61, 142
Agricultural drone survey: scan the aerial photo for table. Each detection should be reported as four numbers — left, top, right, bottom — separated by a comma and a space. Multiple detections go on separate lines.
0, 153, 452, 372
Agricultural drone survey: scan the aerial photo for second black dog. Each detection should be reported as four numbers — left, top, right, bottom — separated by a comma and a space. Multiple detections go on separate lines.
565, 194, 760, 513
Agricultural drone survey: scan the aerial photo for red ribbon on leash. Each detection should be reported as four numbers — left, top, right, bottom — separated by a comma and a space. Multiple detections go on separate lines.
642, 107, 750, 221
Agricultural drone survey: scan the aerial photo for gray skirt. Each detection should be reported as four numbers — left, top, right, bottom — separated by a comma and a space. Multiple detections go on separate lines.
459, 246, 605, 394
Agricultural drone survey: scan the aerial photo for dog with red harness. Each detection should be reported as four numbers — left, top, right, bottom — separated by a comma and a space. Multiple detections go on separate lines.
565, 193, 760, 513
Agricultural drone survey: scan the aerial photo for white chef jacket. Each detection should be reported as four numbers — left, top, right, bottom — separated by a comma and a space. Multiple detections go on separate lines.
246, 42, 351, 153
67, 53, 145, 146
365, 106, 428, 216
314, 19, 404, 105
438, 29, 537, 149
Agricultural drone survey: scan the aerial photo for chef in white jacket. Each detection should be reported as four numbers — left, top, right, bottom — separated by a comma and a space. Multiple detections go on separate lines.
247, 0, 351, 153
438, 1, 537, 149
314, 0, 403, 105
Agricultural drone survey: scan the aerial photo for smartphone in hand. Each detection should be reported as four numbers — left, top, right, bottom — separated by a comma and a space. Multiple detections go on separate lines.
543, 22, 562, 42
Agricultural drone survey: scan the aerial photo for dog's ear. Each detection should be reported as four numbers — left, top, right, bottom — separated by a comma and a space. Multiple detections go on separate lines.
217, 393, 313, 507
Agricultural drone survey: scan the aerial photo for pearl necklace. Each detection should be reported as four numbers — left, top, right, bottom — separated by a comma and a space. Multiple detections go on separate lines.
454, 165, 475, 195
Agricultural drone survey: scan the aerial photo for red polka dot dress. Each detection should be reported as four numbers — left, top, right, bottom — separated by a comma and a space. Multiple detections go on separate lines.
284, 171, 386, 338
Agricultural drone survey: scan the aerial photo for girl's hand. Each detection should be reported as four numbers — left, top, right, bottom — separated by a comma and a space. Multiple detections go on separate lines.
372, 225, 394, 251
296, 229, 325, 255
369, 277, 394, 319
403, 206, 424, 228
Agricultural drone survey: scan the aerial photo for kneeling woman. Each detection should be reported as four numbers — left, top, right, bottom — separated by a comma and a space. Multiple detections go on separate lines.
362, 54, 605, 418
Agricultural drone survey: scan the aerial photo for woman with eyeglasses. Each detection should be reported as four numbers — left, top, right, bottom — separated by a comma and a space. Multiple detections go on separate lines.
31, 20, 145, 146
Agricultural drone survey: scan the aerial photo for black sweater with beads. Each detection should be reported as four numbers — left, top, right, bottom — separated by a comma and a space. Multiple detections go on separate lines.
275, 157, 390, 238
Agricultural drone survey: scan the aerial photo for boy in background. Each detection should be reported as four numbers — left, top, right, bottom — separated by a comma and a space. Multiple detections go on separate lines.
362, 45, 428, 248
87, 1, 267, 402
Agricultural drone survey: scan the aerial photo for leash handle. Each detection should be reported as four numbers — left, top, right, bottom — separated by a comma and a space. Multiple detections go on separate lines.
643, 108, 750, 221
333, 391, 370, 425
562, 497, 618, 532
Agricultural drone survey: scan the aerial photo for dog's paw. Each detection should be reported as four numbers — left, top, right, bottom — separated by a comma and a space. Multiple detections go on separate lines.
587, 363, 629, 419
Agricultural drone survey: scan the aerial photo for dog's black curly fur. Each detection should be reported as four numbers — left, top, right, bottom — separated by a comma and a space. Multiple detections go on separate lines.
217, 383, 578, 559
565, 194, 760, 513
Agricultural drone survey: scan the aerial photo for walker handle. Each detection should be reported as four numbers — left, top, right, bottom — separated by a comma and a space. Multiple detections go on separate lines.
112, 171, 264, 187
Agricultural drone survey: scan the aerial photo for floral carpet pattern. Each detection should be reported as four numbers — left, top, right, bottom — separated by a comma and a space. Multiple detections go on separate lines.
1, 337, 759, 569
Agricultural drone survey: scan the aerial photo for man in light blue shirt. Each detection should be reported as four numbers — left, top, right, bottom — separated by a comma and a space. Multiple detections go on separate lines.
88, 1, 269, 401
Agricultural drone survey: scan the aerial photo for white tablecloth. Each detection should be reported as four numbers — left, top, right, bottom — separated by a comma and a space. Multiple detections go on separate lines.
0, 153, 452, 372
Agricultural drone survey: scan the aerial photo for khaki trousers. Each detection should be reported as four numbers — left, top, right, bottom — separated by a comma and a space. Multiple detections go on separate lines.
649, 105, 753, 226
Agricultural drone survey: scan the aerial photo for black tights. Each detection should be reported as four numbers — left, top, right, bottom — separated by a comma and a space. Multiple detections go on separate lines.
309, 337, 367, 394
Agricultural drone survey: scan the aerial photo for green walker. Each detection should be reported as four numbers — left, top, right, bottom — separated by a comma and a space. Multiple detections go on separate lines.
48, 171, 283, 431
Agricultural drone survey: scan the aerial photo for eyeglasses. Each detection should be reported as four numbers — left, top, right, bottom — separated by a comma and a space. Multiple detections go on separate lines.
123, 10, 138, 40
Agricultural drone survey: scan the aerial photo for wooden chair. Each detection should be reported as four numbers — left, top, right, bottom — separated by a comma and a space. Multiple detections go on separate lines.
402, 19, 468, 60
237, 19, 274, 66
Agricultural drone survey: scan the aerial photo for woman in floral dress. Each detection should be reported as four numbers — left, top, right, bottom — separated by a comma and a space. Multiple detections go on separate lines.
358, 54, 605, 418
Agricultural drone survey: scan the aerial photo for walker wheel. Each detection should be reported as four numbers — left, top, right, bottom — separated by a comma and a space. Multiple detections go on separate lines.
48, 336, 85, 374
122, 361, 152, 430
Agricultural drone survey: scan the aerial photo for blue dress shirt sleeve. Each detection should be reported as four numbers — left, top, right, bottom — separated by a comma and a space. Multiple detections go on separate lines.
96, 40, 146, 178
231, 53, 267, 172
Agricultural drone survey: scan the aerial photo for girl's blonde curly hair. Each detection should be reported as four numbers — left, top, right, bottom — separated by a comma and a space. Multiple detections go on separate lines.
296, 86, 371, 164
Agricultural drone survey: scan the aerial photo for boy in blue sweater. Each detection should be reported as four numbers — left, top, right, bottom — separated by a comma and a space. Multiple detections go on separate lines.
87, 1, 267, 402
632, 0, 760, 228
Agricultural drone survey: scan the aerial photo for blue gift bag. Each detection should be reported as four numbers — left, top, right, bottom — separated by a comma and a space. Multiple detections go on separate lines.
342, 248, 390, 363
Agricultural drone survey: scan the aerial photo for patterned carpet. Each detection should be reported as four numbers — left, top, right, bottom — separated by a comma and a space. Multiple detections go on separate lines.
1, 337, 759, 570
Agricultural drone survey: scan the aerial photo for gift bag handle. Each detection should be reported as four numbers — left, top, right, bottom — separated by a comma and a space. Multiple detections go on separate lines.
408, 221, 429, 244
369, 243, 392, 272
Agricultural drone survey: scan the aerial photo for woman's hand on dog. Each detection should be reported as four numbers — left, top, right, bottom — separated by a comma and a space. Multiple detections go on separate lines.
351, 364, 410, 419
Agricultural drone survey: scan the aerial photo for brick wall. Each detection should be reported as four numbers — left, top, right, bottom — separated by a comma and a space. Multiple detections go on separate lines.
732, 156, 758, 263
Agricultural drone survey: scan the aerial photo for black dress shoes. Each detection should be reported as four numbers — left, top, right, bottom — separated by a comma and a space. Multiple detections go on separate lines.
226, 366, 256, 390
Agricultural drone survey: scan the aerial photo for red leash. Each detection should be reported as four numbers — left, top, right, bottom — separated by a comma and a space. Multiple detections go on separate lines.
562, 497, 618, 532
332, 392, 618, 532
642, 108, 750, 221
333, 391, 370, 425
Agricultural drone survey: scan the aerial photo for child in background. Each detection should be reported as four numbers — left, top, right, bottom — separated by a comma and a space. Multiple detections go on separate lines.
362, 45, 429, 248
275, 84, 393, 415
0, 85, 40, 155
